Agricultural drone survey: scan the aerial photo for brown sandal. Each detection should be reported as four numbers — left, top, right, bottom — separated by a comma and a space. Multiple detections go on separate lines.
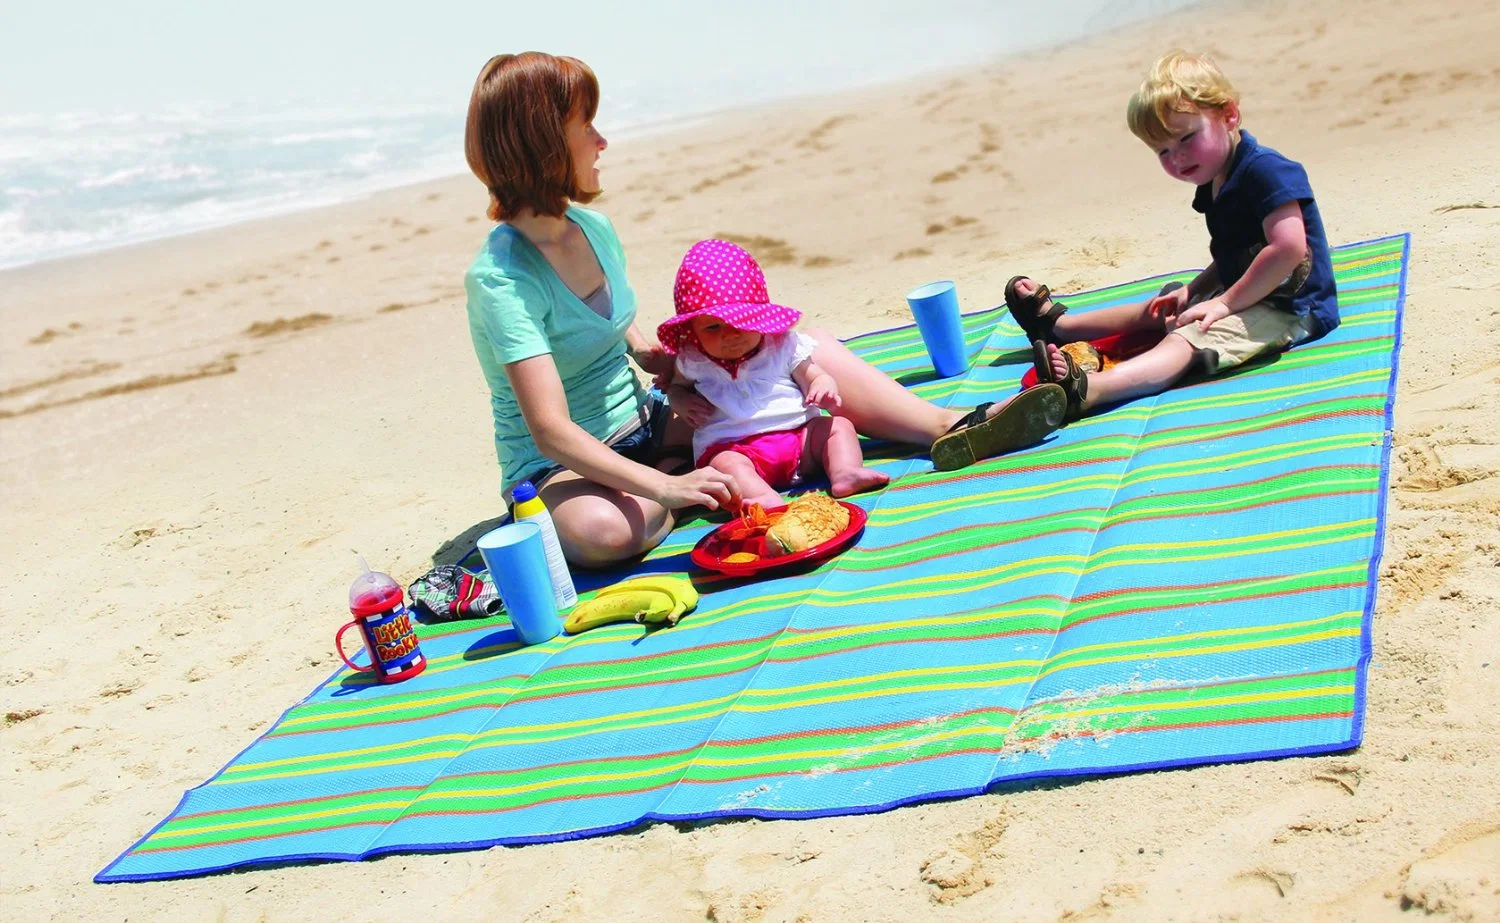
1005, 276, 1069, 343
930, 385, 1067, 471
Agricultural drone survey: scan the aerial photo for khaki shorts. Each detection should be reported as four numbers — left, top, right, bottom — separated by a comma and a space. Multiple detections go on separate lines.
1170, 298, 1313, 374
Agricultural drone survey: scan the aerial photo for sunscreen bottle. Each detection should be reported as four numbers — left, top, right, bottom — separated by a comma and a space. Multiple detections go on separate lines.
510, 480, 578, 609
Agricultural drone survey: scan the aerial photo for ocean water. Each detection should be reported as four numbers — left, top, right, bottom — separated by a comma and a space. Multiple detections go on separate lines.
0, 105, 460, 270
0, 0, 1194, 271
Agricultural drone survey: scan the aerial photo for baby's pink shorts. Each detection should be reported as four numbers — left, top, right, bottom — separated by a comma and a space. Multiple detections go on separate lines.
696, 425, 808, 488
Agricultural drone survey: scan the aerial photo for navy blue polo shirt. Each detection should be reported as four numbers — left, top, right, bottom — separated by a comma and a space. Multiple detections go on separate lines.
1192, 131, 1338, 340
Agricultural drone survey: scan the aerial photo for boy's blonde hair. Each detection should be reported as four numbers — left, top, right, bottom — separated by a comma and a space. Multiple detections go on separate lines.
1127, 50, 1240, 147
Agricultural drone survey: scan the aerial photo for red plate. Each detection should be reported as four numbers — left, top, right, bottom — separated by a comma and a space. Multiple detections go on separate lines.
691, 501, 868, 577
1019, 330, 1164, 389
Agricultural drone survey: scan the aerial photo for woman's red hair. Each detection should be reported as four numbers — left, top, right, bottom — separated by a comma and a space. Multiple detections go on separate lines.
464, 52, 600, 222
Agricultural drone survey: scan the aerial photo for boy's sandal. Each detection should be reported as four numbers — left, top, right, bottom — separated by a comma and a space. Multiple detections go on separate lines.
1030, 339, 1089, 421
1005, 275, 1069, 343
930, 385, 1067, 471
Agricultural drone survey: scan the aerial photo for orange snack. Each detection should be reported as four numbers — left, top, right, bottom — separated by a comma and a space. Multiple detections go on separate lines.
724, 552, 759, 564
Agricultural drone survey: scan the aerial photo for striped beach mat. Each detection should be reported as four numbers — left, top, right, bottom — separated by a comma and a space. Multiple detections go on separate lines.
98, 234, 1406, 882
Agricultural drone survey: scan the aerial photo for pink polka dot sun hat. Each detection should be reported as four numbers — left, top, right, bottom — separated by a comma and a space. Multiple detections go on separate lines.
656, 239, 802, 355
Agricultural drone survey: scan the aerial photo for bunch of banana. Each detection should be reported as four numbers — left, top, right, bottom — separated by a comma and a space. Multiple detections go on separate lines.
561, 574, 700, 634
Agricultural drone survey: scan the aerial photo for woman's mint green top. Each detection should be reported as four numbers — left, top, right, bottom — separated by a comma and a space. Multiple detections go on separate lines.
464, 206, 645, 492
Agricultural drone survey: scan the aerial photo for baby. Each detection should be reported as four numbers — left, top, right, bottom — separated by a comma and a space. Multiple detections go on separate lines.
657, 240, 889, 510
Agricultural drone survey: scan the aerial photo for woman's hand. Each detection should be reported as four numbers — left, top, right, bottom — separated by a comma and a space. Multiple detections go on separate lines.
631, 342, 674, 377
802, 373, 842, 410
656, 467, 742, 511
667, 384, 715, 428
625, 323, 675, 376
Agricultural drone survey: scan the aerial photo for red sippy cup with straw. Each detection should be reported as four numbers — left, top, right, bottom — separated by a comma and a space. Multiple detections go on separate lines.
335, 556, 426, 684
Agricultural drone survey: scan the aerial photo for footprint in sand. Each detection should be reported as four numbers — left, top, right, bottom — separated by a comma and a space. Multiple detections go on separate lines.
801, 255, 845, 268
690, 163, 757, 194
925, 216, 980, 237
0, 356, 241, 420
1309, 760, 1363, 796
978, 122, 1001, 154
713, 232, 797, 267
0, 360, 120, 402
1232, 867, 1296, 898
1397, 824, 1500, 920
1393, 439, 1495, 492
1378, 518, 1468, 608
5, 708, 43, 726
919, 812, 1007, 904
795, 114, 855, 153
243, 313, 334, 338
1073, 236, 1130, 269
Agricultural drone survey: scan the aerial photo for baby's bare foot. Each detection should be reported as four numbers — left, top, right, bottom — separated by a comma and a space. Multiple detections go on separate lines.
829, 467, 891, 498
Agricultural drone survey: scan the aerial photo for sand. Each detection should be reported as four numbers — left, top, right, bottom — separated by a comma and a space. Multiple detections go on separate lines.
4, 0, 1499, 918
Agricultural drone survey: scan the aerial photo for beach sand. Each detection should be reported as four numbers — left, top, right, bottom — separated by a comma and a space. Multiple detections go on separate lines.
4, 0, 1499, 918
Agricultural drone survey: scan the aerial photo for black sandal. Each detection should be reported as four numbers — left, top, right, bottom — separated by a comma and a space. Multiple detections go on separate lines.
930, 385, 1067, 471
1005, 275, 1069, 343
1030, 339, 1089, 420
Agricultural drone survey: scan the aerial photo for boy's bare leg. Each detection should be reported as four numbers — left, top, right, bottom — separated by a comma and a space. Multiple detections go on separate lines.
1043, 335, 1197, 411
1010, 277, 1161, 342
805, 415, 890, 498
708, 451, 783, 509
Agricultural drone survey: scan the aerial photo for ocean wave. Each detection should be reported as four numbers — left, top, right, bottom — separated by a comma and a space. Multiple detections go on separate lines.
271, 128, 378, 146
77, 163, 219, 190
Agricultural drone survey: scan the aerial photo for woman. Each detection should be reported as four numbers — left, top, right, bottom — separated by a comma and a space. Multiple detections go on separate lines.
463, 52, 1064, 567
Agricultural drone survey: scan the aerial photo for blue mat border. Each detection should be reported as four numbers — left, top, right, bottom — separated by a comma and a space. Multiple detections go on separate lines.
96, 233, 1407, 883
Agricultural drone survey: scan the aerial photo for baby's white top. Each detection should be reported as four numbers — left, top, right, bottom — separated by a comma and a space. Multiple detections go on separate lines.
675, 330, 820, 459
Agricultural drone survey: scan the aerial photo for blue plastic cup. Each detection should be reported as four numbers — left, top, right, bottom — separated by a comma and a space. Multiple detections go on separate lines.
905, 280, 969, 378
476, 521, 561, 645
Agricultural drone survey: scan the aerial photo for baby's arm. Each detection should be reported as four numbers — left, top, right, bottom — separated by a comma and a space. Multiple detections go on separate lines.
666, 363, 716, 428
792, 358, 840, 410
1176, 202, 1307, 331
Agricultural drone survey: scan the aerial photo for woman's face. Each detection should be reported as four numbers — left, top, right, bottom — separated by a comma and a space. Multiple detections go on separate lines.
565, 112, 607, 195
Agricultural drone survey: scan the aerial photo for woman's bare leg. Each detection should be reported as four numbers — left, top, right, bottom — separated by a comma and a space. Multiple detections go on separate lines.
807, 328, 979, 443
540, 465, 676, 568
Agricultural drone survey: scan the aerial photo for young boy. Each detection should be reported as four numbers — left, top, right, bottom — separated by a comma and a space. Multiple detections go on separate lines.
1010, 50, 1338, 417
